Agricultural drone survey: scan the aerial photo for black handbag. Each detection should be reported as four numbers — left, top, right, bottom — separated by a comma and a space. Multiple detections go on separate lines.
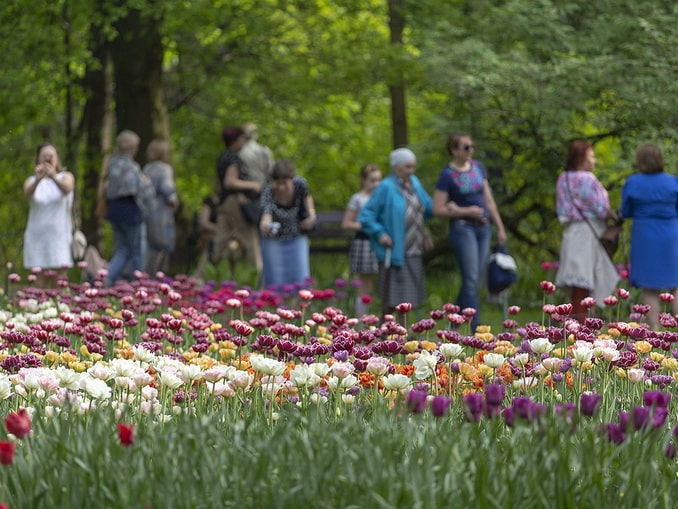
240, 199, 262, 225
599, 223, 623, 258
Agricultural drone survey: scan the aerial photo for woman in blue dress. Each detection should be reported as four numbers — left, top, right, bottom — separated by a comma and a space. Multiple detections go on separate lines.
621, 144, 678, 330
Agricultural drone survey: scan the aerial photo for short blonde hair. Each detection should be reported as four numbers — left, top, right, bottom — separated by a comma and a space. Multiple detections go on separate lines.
116, 130, 140, 153
146, 139, 171, 163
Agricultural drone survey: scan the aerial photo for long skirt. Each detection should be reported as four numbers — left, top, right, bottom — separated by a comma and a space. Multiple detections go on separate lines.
378, 255, 425, 308
555, 220, 619, 305
261, 235, 310, 290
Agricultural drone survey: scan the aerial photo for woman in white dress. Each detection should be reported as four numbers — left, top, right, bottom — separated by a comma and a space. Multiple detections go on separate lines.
23, 142, 75, 286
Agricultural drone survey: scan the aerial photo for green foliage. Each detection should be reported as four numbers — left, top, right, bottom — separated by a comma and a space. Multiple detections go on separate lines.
1, 405, 678, 508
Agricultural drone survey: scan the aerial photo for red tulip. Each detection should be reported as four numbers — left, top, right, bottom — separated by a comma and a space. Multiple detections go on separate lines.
539, 280, 556, 294
395, 302, 413, 313
0, 441, 16, 465
616, 288, 630, 300
603, 295, 619, 306
555, 303, 573, 315
117, 423, 135, 447
4, 409, 31, 440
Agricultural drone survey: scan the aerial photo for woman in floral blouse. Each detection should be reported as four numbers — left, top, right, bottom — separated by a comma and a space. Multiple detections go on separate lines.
555, 139, 619, 321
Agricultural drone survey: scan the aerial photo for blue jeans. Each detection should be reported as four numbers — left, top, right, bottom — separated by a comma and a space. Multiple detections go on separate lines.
261, 235, 310, 290
449, 220, 491, 331
107, 221, 144, 285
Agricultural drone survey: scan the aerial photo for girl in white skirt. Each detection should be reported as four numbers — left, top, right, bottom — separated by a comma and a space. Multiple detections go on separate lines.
342, 163, 382, 317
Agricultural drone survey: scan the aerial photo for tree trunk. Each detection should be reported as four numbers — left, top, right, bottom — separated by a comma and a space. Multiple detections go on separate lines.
110, 4, 169, 163
80, 24, 113, 247
388, 0, 408, 148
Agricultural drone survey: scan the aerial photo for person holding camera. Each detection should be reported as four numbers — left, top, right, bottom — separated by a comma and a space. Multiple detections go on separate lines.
23, 142, 75, 286
258, 160, 316, 290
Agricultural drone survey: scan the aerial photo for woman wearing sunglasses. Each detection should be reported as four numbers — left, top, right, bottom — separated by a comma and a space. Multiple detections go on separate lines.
433, 132, 507, 333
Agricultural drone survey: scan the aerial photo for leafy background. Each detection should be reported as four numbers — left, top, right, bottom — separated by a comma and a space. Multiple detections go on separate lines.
0, 0, 676, 302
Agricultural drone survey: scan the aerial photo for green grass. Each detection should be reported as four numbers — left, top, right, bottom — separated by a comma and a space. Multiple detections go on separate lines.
2, 404, 677, 509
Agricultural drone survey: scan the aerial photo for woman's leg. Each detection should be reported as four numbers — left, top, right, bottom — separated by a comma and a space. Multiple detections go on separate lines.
449, 222, 489, 331
642, 288, 660, 331
355, 273, 374, 316
570, 286, 591, 323
107, 222, 131, 285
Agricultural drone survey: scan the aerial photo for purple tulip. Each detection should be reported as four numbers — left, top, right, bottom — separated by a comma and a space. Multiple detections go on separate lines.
512, 397, 534, 421
580, 393, 603, 417
632, 406, 651, 431
502, 407, 515, 427
650, 375, 673, 388
605, 423, 626, 444
651, 407, 669, 430
643, 390, 671, 408
406, 390, 428, 414
430, 396, 451, 417
332, 350, 349, 362
484, 384, 506, 407
463, 393, 485, 422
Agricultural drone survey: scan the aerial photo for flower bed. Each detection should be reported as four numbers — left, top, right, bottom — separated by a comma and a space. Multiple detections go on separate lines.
1, 274, 678, 507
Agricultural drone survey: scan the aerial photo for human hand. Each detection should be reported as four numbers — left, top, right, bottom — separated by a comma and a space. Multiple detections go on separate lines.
497, 229, 507, 246
262, 221, 280, 236
34, 164, 46, 179
300, 216, 316, 231
467, 206, 485, 220
608, 210, 622, 224
446, 201, 459, 217
378, 233, 392, 247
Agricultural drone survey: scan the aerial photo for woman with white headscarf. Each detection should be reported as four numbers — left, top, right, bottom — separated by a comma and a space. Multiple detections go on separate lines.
359, 148, 433, 315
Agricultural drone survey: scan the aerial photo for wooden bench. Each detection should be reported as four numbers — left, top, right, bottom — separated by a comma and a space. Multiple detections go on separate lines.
308, 211, 352, 254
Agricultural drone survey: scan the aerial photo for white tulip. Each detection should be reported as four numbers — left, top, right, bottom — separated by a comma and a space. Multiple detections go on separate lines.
290, 364, 321, 388
250, 354, 286, 376
0, 379, 13, 400
530, 337, 554, 355
382, 374, 411, 392
157, 370, 183, 390
484, 353, 506, 369
439, 343, 464, 360
80, 376, 113, 400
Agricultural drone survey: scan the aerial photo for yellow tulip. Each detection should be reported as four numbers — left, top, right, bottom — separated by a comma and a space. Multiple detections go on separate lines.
403, 341, 419, 353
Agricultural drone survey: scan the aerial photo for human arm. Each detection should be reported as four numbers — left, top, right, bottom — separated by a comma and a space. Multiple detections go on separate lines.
483, 180, 507, 245
258, 185, 278, 235
484, 180, 507, 244
300, 194, 317, 232
199, 203, 216, 233
433, 171, 484, 220
620, 179, 633, 219
341, 195, 362, 231
24, 162, 74, 199
578, 173, 612, 220
359, 185, 392, 247
158, 165, 179, 210
222, 163, 262, 195
259, 212, 278, 236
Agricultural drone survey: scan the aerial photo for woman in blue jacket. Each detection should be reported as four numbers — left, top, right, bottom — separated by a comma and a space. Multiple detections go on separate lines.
359, 148, 433, 315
